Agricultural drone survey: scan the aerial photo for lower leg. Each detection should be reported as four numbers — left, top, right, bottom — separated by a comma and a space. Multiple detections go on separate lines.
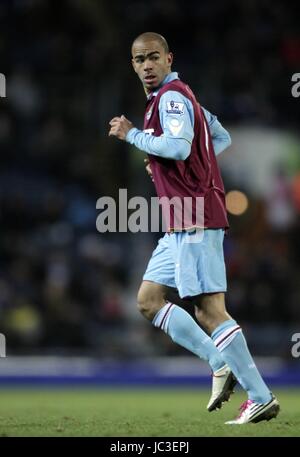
153, 302, 225, 372
137, 281, 226, 372
195, 294, 272, 404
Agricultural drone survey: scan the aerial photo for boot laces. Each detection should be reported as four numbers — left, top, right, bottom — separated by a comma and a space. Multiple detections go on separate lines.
237, 399, 253, 419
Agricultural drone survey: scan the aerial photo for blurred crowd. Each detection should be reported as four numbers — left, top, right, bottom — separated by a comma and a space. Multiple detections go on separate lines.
0, 0, 299, 357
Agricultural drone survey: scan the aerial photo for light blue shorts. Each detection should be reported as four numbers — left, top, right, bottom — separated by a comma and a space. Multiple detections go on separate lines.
143, 229, 227, 298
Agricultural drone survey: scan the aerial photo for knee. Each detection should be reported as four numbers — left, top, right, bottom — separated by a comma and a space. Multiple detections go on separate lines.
137, 285, 164, 321
194, 294, 230, 334
194, 306, 208, 327
194, 306, 217, 334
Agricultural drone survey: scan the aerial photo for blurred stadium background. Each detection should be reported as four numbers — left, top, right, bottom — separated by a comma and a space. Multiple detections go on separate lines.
0, 0, 300, 401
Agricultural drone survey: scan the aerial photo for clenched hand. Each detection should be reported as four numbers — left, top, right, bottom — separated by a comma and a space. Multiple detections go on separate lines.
108, 115, 134, 140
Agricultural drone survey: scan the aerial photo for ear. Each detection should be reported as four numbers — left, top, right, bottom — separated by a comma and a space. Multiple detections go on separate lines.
167, 52, 173, 68
131, 59, 138, 73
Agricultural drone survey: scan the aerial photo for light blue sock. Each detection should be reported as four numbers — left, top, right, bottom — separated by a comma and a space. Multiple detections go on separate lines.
153, 302, 225, 373
211, 319, 272, 403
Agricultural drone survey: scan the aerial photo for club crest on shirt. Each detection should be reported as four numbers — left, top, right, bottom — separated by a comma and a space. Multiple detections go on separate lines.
166, 101, 184, 115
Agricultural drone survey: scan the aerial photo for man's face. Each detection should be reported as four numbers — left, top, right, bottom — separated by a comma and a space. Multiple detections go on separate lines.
131, 40, 173, 93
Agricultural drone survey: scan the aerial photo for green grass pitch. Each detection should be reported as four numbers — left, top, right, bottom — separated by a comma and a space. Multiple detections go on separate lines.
0, 387, 299, 437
